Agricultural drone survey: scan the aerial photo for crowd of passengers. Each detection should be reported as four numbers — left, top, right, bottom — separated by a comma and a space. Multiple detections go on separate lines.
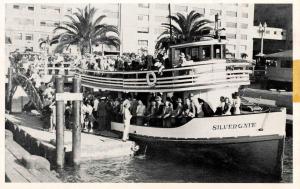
68, 91, 242, 133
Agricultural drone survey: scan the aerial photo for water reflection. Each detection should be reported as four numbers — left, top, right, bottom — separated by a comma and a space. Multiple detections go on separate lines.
59, 137, 292, 183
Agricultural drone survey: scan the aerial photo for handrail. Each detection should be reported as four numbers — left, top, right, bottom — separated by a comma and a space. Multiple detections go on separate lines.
77, 61, 251, 75
77, 61, 251, 92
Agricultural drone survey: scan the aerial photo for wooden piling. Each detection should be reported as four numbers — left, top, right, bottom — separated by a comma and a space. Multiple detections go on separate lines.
55, 76, 65, 168
72, 76, 81, 165
6, 67, 13, 112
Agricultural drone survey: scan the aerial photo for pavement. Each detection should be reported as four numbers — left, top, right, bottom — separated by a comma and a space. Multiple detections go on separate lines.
5, 113, 135, 160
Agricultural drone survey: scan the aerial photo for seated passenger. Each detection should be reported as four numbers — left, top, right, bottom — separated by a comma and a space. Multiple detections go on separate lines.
231, 92, 241, 115
180, 106, 195, 124
215, 96, 225, 115
198, 98, 214, 117
171, 98, 183, 118
182, 55, 194, 67
154, 58, 165, 76
223, 97, 231, 115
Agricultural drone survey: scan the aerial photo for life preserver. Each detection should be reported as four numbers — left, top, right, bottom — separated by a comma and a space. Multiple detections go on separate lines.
146, 71, 157, 87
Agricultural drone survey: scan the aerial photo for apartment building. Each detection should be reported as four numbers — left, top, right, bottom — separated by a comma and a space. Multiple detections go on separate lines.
5, 3, 268, 59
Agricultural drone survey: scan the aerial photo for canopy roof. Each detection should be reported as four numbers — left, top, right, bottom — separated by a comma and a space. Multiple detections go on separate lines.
265, 50, 292, 59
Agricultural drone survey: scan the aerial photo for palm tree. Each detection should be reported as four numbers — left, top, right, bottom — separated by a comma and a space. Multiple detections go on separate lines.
155, 10, 214, 54
51, 5, 120, 55
38, 36, 52, 53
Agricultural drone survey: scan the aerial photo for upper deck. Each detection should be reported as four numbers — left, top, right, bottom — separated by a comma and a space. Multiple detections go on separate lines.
78, 59, 251, 93
78, 40, 251, 93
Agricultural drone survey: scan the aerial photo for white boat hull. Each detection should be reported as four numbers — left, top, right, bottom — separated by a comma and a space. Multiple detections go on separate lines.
111, 109, 286, 179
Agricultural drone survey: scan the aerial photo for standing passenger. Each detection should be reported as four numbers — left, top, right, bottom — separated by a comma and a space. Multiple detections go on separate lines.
122, 101, 132, 142
97, 97, 107, 131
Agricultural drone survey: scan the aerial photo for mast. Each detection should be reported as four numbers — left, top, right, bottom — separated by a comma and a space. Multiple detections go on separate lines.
168, 3, 172, 43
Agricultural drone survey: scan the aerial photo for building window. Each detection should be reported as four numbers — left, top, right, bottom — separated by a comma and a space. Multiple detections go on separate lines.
14, 18, 34, 26
280, 60, 292, 68
192, 7, 205, 14
226, 11, 237, 17
138, 4, 149, 8
156, 4, 168, 10
13, 5, 20, 9
241, 12, 248, 18
175, 5, 188, 12
240, 45, 247, 51
138, 40, 148, 47
25, 34, 33, 41
227, 44, 236, 51
274, 31, 277, 35
40, 21, 46, 26
226, 33, 236, 39
28, 6, 34, 11
241, 34, 248, 40
54, 8, 60, 13
281, 32, 284, 35
226, 22, 237, 28
138, 27, 149, 33
155, 16, 168, 23
67, 8, 72, 14
210, 9, 221, 16
138, 14, 149, 21
240, 23, 248, 29
14, 33, 22, 40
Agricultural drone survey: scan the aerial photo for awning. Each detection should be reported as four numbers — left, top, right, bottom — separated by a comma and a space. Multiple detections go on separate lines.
264, 50, 292, 59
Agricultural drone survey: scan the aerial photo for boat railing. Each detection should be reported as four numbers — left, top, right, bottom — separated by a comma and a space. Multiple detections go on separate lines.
77, 62, 251, 92
34, 62, 77, 76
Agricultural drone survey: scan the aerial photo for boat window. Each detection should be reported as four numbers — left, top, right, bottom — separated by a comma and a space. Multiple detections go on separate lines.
268, 60, 277, 67
280, 60, 292, 68
174, 49, 181, 63
191, 47, 199, 61
202, 46, 211, 60
213, 45, 221, 59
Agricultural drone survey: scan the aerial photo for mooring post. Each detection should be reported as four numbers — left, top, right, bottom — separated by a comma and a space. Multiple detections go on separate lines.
72, 76, 81, 165
55, 76, 65, 168
6, 67, 13, 112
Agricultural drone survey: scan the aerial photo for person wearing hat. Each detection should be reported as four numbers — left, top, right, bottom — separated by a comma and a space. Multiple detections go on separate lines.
153, 95, 164, 126
171, 98, 183, 125
162, 99, 173, 128
97, 97, 107, 131
122, 100, 132, 142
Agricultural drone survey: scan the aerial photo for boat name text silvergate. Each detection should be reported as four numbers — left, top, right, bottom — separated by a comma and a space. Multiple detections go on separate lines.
212, 123, 257, 130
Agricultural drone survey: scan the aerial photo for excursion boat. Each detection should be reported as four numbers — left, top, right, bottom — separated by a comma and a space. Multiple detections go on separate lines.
77, 39, 286, 179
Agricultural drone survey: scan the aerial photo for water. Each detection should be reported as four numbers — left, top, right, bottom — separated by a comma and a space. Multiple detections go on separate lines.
59, 137, 292, 183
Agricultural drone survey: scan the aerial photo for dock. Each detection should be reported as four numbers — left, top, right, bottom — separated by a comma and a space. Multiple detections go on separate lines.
5, 113, 135, 163
5, 130, 61, 182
